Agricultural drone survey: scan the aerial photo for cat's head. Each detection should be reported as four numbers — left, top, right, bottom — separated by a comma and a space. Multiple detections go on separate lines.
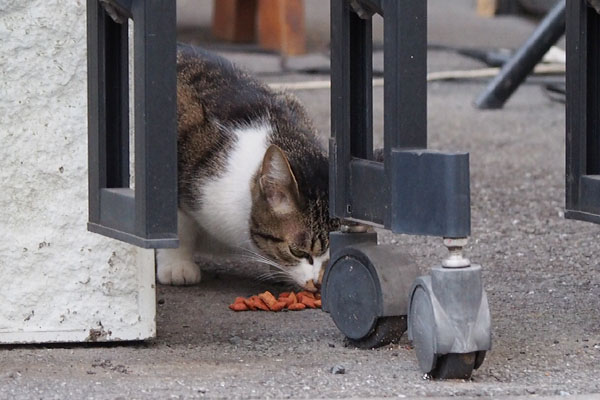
250, 145, 338, 292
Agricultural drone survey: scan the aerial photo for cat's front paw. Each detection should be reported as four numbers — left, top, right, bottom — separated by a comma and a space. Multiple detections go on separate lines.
157, 261, 202, 285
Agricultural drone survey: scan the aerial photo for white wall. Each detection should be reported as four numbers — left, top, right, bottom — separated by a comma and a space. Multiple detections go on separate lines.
0, 0, 156, 343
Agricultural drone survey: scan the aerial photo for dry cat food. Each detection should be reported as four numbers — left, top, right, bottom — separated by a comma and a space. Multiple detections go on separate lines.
229, 290, 321, 312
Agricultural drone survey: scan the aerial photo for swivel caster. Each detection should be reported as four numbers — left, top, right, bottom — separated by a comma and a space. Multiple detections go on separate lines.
407, 239, 492, 380
322, 231, 419, 348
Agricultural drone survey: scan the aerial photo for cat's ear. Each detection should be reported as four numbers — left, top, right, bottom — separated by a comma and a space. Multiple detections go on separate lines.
259, 145, 300, 215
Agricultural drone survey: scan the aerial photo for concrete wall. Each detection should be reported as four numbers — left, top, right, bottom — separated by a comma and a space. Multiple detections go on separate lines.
0, 0, 155, 343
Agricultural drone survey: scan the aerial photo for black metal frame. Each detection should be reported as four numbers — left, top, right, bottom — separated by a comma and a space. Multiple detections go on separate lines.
330, 0, 470, 238
87, 0, 178, 248
565, 0, 600, 223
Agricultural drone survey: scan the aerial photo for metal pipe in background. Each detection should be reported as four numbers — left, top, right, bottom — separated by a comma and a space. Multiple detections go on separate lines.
474, 0, 565, 109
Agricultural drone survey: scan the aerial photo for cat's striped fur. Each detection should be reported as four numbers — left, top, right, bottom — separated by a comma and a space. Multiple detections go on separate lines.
156, 45, 338, 291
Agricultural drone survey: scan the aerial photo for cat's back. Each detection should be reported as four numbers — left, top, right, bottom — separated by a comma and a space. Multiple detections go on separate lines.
177, 44, 274, 126
176, 45, 277, 211
176, 45, 327, 217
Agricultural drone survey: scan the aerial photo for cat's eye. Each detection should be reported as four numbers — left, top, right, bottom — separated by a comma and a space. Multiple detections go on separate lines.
289, 246, 313, 264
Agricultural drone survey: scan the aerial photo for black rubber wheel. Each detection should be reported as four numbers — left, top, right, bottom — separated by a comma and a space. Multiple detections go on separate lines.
408, 281, 437, 373
474, 350, 487, 370
325, 252, 380, 341
345, 316, 407, 349
430, 352, 477, 380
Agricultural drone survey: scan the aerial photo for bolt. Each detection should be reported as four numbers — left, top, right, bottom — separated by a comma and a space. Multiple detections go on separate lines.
442, 237, 470, 268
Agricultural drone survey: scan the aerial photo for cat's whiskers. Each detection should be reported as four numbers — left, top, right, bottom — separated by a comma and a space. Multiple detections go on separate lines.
256, 270, 296, 286
238, 255, 283, 271
255, 272, 275, 282
235, 246, 287, 272
256, 270, 286, 280
235, 251, 278, 266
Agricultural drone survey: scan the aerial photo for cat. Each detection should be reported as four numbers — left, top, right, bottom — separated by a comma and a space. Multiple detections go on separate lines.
156, 44, 338, 292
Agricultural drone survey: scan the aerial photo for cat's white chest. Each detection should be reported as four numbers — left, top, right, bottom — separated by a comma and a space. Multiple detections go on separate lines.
192, 123, 270, 249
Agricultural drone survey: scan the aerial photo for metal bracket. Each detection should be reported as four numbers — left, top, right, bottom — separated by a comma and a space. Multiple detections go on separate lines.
87, 0, 178, 248
390, 150, 471, 238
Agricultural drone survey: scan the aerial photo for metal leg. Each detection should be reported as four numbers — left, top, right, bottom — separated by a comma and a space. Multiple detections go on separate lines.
474, 0, 566, 109
565, 0, 600, 224
87, 0, 179, 248
324, 0, 491, 378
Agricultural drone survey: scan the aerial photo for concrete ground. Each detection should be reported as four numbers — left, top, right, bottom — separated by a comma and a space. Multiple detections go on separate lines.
2, 0, 600, 399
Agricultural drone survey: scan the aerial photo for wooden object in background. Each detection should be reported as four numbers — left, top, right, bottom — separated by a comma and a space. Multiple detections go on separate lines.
212, 0, 258, 42
211, 0, 306, 55
477, 0, 498, 16
477, 0, 520, 17
257, 0, 306, 55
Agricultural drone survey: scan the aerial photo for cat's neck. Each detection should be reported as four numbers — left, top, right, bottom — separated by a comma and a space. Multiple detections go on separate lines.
190, 122, 270, 250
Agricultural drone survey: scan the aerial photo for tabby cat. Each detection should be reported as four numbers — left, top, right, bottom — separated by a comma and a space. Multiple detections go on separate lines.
156, 45, 338, 292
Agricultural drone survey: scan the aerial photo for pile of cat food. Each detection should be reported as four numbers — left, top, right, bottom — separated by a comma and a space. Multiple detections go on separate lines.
229, 290, 321, 312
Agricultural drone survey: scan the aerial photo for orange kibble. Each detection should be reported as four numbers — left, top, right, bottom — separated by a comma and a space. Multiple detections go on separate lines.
230, 291, 321, 312
258, 291, 278, 308
287, 302, 306, 311
243, 298, 257, 310
269, 301, 287, 312
299, 291, 315, 299
229, 302, 249, 311
252, 296, 270, 311
284, 292, 298, 306
301, 297, 317, 309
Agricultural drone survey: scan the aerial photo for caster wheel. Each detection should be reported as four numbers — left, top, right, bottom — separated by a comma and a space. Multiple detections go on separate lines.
346, 316, 407, 349
408, 270, 491, 379
408, 279, 437, 372
410, 280, 479, 379
474, 350, 487, 370
324, 251, 380, 342
430, 352, 480, 380
323, 243, 417, 348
